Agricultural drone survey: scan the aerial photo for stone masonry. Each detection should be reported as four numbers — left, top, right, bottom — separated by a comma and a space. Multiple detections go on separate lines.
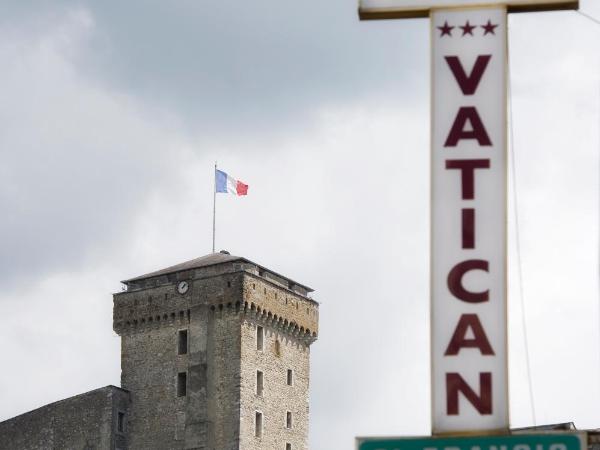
0, 251, 318, 450
0, 386, 130, 450
113, 251, 319, 449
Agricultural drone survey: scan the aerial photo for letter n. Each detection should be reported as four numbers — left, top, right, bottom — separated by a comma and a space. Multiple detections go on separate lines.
446, 372, 492, 415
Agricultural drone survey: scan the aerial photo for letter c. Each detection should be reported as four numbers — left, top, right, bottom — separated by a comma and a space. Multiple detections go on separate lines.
447, 259, 489, 303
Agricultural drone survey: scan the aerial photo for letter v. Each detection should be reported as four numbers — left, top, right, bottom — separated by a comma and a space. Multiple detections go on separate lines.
444, 55, 492, 95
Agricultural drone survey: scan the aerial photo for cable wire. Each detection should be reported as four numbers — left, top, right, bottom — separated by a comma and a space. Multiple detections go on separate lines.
573, 6, 600, 431
576, 10, 600, 27
507, 25, 537, 426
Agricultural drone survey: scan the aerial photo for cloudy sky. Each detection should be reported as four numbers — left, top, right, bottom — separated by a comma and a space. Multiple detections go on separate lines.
0, 0, 599, 448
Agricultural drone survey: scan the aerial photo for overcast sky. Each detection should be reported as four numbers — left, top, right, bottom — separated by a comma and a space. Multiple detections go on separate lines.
1, 1, 599, 448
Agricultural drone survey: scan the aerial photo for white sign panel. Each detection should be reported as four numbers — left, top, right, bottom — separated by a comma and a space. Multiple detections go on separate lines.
431, 7, 507, 434
359, 0, 577, 20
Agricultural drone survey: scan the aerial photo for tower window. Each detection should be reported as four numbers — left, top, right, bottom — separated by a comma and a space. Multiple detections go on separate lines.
257, 326, 264, 351
286, 411, 293, 429
286, 444, 292, 450
287, 369, 293, 386
255, 411, 263, 437
117, 411, 125, 433
177, 372, 187, 397
256, 370, 264, 397
178, 329, 188, 355
274, 339, 281, 357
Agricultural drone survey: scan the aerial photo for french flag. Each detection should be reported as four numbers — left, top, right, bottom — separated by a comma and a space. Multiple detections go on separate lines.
215, 169, 248, 196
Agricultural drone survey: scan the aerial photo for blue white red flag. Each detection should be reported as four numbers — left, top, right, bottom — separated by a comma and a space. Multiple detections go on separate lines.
215, 169, 248, 196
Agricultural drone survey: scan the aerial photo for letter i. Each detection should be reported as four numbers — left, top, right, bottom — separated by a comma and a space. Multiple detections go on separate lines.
462, 208, 475, 249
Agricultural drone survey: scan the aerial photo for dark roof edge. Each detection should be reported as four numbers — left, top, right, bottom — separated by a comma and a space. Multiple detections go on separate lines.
121, 255, 245, 283
122, 256, 314, 293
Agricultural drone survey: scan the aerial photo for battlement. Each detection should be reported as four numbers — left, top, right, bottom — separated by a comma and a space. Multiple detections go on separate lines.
113, 252, 319, 341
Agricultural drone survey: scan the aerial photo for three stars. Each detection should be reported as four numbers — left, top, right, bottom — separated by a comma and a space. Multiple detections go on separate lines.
437, 19, 499, 37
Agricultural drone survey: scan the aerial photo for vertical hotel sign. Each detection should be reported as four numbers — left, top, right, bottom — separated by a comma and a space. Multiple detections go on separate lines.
431, 7, 507, 433
358, 0, 578, 437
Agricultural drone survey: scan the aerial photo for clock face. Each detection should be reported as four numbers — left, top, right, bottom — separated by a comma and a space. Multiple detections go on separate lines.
177, 281, 189, 294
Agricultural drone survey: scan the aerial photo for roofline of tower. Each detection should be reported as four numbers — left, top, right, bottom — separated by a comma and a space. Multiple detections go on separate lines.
116, 266, 319, 304
244, 271, 318, 304
121, 257, 314, 293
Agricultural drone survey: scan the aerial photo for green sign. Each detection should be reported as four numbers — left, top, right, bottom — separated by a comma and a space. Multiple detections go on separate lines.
357, 433, 586, 450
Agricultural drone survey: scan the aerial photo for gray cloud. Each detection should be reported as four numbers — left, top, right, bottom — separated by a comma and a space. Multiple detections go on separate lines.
0, 9, 190, 286
1, 2, 600, 450
57, 0, 428, 135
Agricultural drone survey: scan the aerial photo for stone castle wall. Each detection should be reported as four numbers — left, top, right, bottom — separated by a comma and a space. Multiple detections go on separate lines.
239, 317, 310, 450
120, 322, 188, 449
0, 386, 130, 450
113, 270, 247, 450
206, 307, 242, 450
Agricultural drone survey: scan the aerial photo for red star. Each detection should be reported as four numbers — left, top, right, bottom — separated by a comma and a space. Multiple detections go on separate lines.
437, 21, 454, 37
460, 21, 476, 36
481, 20, 498, 35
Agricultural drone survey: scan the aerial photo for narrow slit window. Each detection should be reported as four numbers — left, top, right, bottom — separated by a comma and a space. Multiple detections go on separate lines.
286, 444, 292, 450
117, 412, 125, 433
287, 369, 293, 386
255, 411, 263, 437
286, 411, 292, 429
257, 326, 264, 351
256, 370, 264, 396
177, 372, 187, 397
178, 329, 188, 355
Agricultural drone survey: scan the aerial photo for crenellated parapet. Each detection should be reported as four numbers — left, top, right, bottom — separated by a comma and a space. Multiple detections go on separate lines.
242, 273, 319, 335
113, 254, 319, 342
114, 294, 318, 346
241, 300, 318, 346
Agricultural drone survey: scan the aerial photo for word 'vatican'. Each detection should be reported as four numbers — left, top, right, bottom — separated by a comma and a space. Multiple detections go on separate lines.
443, 49, 495, 415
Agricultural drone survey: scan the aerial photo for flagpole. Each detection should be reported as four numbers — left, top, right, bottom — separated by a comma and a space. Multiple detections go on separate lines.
212, 162, 217, 253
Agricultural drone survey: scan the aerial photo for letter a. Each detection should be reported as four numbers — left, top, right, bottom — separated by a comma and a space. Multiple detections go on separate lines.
445, 314, 495, 355
444, 107, 492, 147
445, 55, 492, 95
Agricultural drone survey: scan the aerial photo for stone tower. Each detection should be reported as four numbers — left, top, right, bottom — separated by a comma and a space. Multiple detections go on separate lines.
112, 251, 319, 450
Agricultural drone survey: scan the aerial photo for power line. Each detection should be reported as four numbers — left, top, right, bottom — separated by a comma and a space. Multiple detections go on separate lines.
576, 10, 600, 28
574, 6, 600, 425
507, 26, 537, 426
596, 52, 600, 430
504, 5, 600, 428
